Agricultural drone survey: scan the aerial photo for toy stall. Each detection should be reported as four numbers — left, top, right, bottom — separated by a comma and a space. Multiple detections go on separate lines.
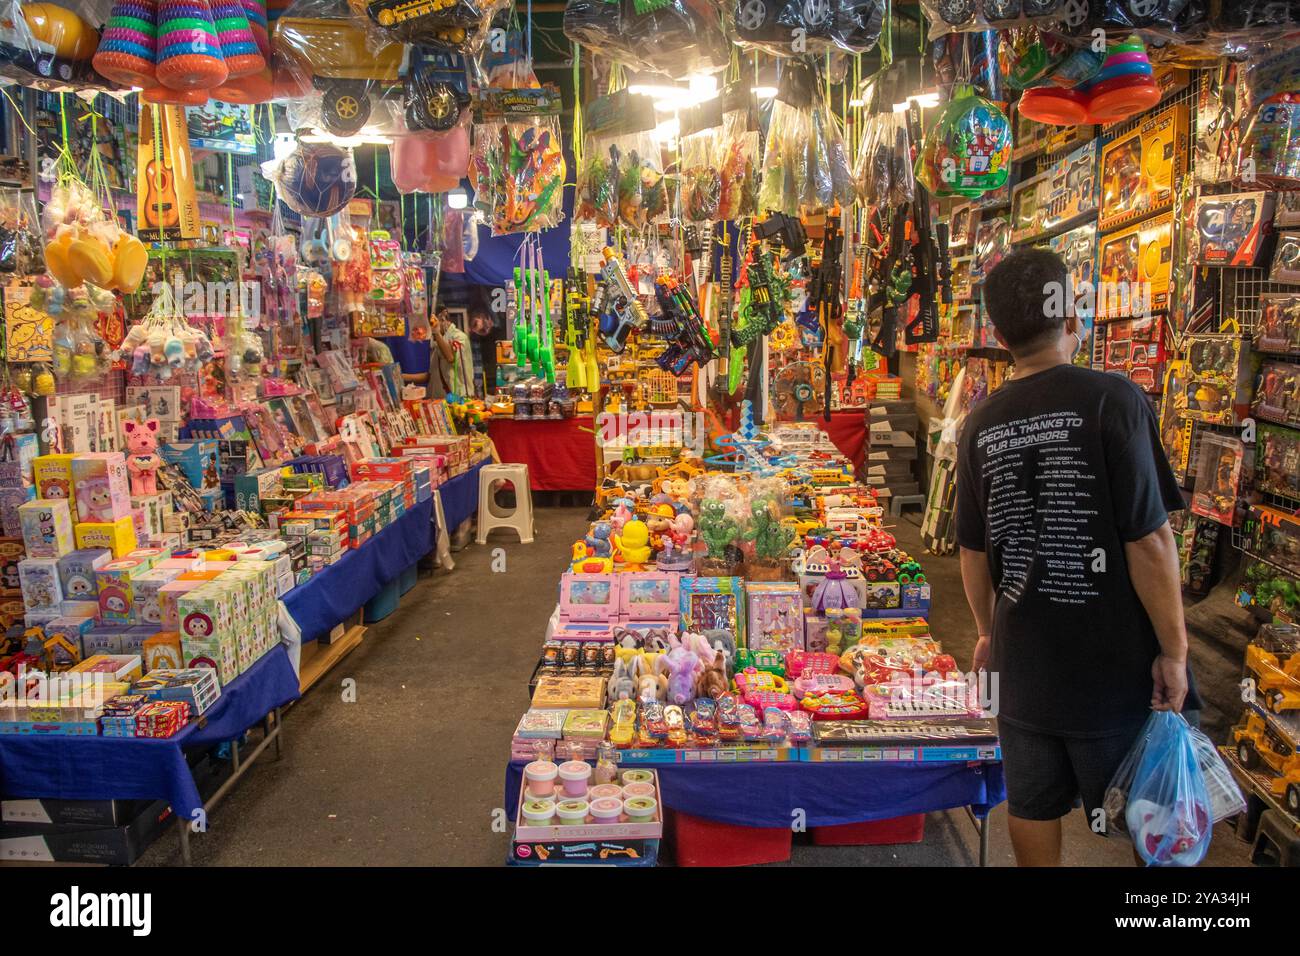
0, 0, 1297, 872
0, 0, 505, 864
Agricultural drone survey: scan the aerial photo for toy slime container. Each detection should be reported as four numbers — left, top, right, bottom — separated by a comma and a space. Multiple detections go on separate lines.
621, 781, 656, 800
521, 798, 556, 826
621, 769, 654, 786
589, 783, 623, 801
555, 799, 590, 825
589, 796, 624, 824
524, 759, 558, 798
623, 796, 657, 822
558, 760, 592, 797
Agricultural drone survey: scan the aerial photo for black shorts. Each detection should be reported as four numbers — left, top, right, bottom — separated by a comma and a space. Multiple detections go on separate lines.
998, 717, 1148, 825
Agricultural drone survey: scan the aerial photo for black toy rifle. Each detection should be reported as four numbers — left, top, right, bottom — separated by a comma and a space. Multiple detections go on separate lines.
808, 213, 844, 421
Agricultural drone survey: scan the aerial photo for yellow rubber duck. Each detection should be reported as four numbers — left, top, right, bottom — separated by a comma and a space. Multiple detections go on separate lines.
612, 518, 653, 566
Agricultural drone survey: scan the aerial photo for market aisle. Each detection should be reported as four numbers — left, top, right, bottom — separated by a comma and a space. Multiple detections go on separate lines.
136, 507, 1250, 867
137, 506, 592, 866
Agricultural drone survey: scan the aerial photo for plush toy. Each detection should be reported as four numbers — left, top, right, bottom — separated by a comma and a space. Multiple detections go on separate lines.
123, 417, 163, 495
698, 651, 728, 700
666, 646, 702, 706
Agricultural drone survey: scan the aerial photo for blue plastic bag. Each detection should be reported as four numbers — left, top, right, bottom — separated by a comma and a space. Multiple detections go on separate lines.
1122, 711, 1213, 867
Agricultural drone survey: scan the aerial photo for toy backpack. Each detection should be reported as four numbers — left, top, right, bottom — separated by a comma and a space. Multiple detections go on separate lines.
916, 86, 1012, 198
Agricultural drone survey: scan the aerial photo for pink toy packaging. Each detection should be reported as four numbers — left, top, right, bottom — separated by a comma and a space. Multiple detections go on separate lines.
122, 418, 164, 497
618, 572, 679, 630
131, 567, 183, 626
71, 453, 133, 524
745, 582, 805, 653
558, 572, 620, 623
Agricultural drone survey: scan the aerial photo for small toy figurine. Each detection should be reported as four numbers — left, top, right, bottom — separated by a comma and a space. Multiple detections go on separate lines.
585, 521, 613, 557
612, 518, 653, 567
123, 417, 163, 496
698, 500, 739, 561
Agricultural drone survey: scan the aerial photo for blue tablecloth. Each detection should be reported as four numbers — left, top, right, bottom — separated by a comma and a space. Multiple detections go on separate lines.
0, 646, 300, 821
284, 497, 436, 645
505, 757, 1005, 828
439, 461, 486, 533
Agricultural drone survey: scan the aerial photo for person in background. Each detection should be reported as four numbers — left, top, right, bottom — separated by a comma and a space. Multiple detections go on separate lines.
409, 307, 475, 399
956, 247, 1200, 867
468, 303, 501, 399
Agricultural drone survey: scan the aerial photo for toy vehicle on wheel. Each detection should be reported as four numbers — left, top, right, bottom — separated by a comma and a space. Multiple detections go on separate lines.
272, 16, 406, 136
1233, 710, 1300, 814
1245, 623, 1300, 716
860, 553, 898, 582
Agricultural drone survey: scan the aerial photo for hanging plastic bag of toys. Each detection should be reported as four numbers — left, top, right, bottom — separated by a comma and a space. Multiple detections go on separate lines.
914, 86, 1011, 199
575, 137, 621, 228
404, 45, 474, 133
0, 189, 45, 277
482, 99, 568, 236
919, 0, 1069, 39
390, 117, 471, 194
564, 0, 729, 80
1236, 45, 1300, 191
758, 97, 813, 216
716, 107, 760, 220
681, 126, 722, 223
814, 99, 855, 207
730, 0, 883, 57
0, 0, 110, 90
270, 0, 406, 138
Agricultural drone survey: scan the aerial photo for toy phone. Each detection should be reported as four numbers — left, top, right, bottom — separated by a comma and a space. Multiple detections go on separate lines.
619, 572, 679, 626
558, 571, 619, 622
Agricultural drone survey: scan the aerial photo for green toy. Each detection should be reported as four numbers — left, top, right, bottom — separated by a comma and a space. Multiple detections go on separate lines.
745, 498, 793, 561
698, 500, 739, 561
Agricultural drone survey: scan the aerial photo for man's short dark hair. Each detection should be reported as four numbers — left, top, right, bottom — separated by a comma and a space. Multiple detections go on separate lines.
982, 248, 1069, 353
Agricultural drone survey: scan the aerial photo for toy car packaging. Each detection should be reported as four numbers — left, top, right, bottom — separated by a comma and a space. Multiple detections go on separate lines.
920, 0, 1068, 37
1193, 191, 1274, 268
562, 0, 730, 80
914, 86, 1012, 199
351, 0, 511, 50
729, 0, 884, 56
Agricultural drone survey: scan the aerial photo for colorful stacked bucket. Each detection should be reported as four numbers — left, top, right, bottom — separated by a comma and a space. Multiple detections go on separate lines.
240, 0, 270, 60
211, 0, 264, 78
1018, 36, 1161, 127
155, 0, 229, 91
92, 0, 158, 87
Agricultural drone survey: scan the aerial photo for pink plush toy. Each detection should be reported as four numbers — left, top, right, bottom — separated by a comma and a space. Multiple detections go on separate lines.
123, 418, 164, 496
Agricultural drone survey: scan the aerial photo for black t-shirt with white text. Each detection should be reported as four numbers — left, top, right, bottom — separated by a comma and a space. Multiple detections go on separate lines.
955, 364, 1197, 736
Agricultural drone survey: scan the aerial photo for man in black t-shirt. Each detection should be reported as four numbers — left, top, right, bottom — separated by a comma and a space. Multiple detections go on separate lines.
956, 248, 1198, 866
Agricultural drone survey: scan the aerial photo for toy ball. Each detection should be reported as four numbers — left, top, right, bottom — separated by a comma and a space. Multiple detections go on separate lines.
33, 370, 56, 396
275, 143, 357, 218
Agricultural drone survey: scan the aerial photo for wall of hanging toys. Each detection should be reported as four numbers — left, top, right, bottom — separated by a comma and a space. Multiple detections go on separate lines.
0, 0, 1295, 869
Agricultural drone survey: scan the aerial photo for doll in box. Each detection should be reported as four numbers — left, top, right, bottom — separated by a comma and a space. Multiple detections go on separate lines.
18, 557, 62, 612
746, 582, 804, 653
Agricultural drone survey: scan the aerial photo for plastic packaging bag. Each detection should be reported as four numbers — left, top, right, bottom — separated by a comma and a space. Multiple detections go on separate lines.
854, 111, 914, 207
563, 0, 729, 79
576, 130, 666, 229
717, 109, 759, 219
729, 0, 883, 56
759, 98, 814, 215
348, 0, 509, 51
681, 127, 721, 222
1102, 711, 1215, 866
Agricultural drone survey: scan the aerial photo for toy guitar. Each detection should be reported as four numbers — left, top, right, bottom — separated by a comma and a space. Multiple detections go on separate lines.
142, 157, 179, 231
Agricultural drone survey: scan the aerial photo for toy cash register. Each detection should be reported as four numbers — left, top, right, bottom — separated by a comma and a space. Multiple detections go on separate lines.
555, 571, 619, 641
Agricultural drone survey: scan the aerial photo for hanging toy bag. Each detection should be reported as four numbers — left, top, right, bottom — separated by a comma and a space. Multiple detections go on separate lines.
916, 86, 1011, 198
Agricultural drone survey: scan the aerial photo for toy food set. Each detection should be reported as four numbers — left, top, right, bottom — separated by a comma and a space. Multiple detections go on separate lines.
1193, 192, 1274, 268
1096, 212, 1173, 319
1097, 103, 1188, 232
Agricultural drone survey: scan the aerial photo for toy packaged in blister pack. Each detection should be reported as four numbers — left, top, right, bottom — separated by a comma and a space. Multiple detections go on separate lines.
1097, 212, 1173, 319
1255, 360, 1300, 428
1100, 316, 1165, 393
1177, 334, 1258, 426
1010, 170, 1048, 243
1159, 361, 1193, 483
1236, 47, 1300, 190
970, 213, 1010, 281
1191, 432, 1246, 527
729, 0, 884, 55
1270, 230, 1300, 284
562, 0, 729, 79
1192, 191, 1274, 267
1256, 292, 1300, 354
1098, 103, 1188, 232
1257, 423, 1300, 500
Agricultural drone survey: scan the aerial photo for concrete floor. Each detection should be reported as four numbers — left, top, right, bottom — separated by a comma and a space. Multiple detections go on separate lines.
136, 505, 1253, 866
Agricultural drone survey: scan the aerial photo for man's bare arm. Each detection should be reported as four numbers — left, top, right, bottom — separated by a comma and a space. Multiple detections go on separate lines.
1124, 521, 1188, 712
960, 546, 996, 672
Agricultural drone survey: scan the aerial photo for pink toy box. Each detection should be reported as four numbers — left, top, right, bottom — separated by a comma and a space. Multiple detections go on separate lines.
745, 582, 804, 653
70, 454, 132, 524
556, 572, 619, 641
618, 572, 679, 631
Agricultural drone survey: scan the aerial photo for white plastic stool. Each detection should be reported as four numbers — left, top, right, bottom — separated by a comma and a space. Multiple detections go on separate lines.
476, 463, 535, 544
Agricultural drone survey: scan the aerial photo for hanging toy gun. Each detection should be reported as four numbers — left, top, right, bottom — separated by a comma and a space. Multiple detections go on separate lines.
538, 269, 556, 383
844, 233, 869, 384
731, 243, 784, 347
809, 214, 844, 420
511, 266, 527, 367
653, 273, 714, 376
597, 246, 648, 353
869, 209, 910, 358
905, 183, 942, 346
563, 268, 591, 392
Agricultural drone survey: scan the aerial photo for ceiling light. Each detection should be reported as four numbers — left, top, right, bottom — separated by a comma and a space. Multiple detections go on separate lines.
448, 188, 468, 210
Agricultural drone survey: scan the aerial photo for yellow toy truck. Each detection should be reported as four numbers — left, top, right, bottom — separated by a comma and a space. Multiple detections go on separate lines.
1233, 710, 1300, 814
1245, 623, 1300, 716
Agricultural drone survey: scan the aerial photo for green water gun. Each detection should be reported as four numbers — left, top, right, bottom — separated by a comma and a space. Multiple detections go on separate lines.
512, 266, 527, 367
539, 268, 555, 383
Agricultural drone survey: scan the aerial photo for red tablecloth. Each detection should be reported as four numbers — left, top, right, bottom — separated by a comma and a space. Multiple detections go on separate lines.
488, 416, 597, 491
815, 410, 868, 472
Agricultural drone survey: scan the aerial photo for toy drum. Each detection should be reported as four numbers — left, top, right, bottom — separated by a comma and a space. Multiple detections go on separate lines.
523, 759, 558, 798
555, 799, 590, 826
558, 760, 592, 798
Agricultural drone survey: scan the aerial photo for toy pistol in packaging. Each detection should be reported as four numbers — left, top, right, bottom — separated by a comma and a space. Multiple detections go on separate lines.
598, 245, 648, 353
